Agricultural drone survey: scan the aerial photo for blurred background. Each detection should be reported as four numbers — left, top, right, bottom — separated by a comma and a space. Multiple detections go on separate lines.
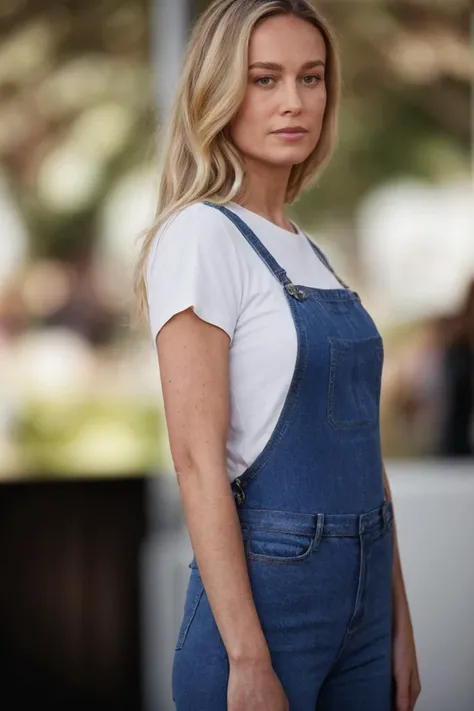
0, 0, 472, 710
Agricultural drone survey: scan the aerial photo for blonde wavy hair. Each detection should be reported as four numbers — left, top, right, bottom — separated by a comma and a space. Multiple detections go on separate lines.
133, 0, 341, 327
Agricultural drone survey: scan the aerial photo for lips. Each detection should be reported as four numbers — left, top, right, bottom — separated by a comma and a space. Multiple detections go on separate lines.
273, 127, 308, 134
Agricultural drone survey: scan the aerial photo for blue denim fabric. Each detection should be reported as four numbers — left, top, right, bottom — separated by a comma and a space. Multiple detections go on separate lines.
172, 202, 394, 710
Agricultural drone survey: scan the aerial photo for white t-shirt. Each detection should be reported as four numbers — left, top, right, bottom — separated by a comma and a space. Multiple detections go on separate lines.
146, 201, 342, 483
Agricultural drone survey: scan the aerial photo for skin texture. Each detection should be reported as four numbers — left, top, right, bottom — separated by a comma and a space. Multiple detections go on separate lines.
230, 13, 328, 232
383, 466, 422, 711
158, 13, 420, 711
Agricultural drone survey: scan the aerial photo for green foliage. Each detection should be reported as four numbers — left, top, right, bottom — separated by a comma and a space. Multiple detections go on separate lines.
14, 397, 165, 477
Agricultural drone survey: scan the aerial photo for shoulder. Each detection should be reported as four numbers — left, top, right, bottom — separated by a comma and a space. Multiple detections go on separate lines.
154, 202, 238, 246
147, 201, 247, 277
145, 202, 245, 343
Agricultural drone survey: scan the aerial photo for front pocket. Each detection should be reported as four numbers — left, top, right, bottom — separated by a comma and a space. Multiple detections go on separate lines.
246, 528, 316, 565
327, 335, 383, 430
175, 572, 205, 651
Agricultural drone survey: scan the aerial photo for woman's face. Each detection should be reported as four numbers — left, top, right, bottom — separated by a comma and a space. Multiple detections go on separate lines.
230, 14, 328, 170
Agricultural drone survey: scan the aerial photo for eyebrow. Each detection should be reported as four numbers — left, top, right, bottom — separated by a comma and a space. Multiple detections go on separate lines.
248, 60, 325, 71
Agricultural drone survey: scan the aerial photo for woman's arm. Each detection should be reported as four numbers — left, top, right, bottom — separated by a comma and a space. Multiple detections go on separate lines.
382, 463, 412, 622
157, 306, 271, 665
382, 463, 422, 710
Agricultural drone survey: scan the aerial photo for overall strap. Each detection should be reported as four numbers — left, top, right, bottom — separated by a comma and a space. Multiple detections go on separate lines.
304, 235, 352, 291
203, 201, 307, 300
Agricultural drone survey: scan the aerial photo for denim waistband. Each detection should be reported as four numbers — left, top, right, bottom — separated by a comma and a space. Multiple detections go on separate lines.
237, 500, 393, 537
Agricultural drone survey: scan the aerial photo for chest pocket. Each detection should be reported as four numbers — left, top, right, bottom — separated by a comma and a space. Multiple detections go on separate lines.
327, 335, 383, 430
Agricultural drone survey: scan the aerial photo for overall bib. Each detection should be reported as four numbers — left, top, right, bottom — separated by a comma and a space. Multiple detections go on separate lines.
172, 202, 394, 711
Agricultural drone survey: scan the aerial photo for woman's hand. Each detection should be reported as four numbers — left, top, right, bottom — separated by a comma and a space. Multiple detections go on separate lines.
392, 608, 422, 711
227, 658, 289, 711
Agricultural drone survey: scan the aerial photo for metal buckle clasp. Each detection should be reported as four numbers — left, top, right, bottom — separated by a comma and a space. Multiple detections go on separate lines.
233, 478, 245, 506
285, 282, 307, 300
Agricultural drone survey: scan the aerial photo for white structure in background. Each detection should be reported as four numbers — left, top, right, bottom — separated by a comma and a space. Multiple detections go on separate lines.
142, 2, 190, 711
0, 170, 29, 287
150, 0, 190, 121
357, 178, 474, 326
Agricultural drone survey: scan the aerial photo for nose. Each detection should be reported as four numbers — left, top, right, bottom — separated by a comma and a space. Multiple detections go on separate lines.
280, 79, 303, 115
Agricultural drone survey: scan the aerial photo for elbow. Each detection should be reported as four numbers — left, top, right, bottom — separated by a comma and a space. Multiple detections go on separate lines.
170, 445, 196, 483
170, 444, 210, 482
170, 441, 226, 492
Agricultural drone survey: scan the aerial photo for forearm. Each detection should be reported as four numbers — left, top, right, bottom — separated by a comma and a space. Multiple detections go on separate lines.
177, 462, 271, 665
382, 462, 412, 624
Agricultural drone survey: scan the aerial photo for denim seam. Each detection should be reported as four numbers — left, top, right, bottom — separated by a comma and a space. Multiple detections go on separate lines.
327, 338, 382, 431
246, 515, 323, 565
205, 200, 309, 496
235, 299, 309, 490
246, 554, 313, 566
175, 583, 205, 651
332, 532, 366, 665
305, 236, 348, 289
299, 290, 355, 303
203, 202, 290, 287
243, 526, 315, 536
245, 537, 313, 565
239, 507, 315, 518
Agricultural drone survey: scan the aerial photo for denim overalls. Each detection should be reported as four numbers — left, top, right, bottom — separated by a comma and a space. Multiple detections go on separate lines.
172, 202, 394, 711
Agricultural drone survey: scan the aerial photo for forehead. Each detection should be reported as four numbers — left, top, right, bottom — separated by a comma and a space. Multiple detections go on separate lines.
248, 14, 326, 64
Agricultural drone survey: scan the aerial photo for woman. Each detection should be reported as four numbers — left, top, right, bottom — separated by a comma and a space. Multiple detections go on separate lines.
135, 1, 421, 710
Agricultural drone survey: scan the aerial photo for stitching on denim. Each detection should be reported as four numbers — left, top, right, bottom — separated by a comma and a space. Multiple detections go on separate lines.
240, 507, 315, 518
327, 338, 374, 429
305, 294, 354, 303
313, 513, 324, 552
244, 525, 315, 536
305, 236, 349, 289
246, 539, 314, 565
238, 299, 309, 488
246, 554, 312, 566
245, 513, 324, 565
175, 583, 205, 650
293, 285, 358, 302
327, 338, 382, 431
203, 201, 307, 493
204, 202, 291, 286
332, 532, 366, 665
327, 339, 338, 426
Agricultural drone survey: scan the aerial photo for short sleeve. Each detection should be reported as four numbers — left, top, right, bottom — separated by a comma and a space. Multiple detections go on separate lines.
145, 203, 243, 345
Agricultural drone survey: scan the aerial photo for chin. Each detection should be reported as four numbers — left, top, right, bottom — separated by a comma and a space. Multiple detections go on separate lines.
268, 150, 312, 167
245, 146, 313, 170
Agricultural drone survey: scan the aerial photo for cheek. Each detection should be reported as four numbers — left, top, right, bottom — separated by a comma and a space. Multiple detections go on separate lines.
231, 99, 265, 146
317, 86, 328, 113
306, 94, 327, 132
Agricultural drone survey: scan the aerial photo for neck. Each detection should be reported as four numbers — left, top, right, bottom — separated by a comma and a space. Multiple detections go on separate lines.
235, 157, 293, 232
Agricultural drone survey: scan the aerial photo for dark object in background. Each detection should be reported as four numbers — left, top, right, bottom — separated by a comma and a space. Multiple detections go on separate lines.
0, 478, 146, 711
440, 336, 474, 456
439, 279, 474, 456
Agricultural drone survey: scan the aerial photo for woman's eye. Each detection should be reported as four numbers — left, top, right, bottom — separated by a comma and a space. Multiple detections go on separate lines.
254, 74, 322, 87
255, 76, 275, 87
302, 74, 322, 85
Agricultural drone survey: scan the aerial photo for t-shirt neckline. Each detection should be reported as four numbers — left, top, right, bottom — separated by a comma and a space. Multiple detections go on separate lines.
227, 202, 303, 238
